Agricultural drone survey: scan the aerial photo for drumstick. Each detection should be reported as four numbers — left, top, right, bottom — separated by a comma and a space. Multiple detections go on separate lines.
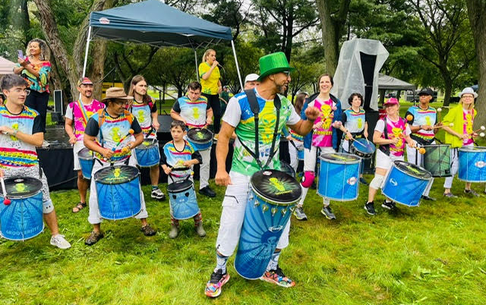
1, 177, 11, 205
437, 107, 442, 123
112, 129, 135, 152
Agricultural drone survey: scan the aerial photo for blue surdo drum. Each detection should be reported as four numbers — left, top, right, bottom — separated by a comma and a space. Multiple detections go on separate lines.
382, 160, 432, 207
458, 146, 486, 182
318, 153, 361, 201
351, 138, 376, 159
0, 177, 44, 241
94, 165, 142, 220
167, 178, 199, 220
134, 138, 160, 168
78, 147, 94, 179
187, 128, 213, 151
234, 170, 301, 280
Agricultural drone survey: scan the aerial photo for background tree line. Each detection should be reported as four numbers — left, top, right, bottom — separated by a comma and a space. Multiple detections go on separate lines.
1, 0, 485, 124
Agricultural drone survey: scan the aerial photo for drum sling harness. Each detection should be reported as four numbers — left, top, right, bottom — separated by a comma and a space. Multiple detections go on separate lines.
379, 117, 391, 156
238, 89, 281, 170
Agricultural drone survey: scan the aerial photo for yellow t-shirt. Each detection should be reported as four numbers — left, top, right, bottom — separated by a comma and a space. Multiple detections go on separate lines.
198, 62, 220, 95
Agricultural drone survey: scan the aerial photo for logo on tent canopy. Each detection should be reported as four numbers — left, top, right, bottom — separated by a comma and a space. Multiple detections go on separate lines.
99, 17, 110, 24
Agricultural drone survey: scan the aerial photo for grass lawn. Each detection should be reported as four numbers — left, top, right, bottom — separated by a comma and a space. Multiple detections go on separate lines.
2, 100, 486, 304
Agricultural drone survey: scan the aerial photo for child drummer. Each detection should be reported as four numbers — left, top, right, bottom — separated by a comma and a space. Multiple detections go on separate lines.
0, 74, 71, 249
364, 98, 415, 215
161, 120, 204, 239
83, 87, 156, 246
441, 87, 479, 198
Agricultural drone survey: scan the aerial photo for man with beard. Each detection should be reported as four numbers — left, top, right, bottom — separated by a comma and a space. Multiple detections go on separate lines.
205, 52, 320, 298
65, 77, 105, 213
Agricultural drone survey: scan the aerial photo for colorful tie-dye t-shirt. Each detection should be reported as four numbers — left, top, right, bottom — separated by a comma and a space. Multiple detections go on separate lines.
405, 106, 437, 143
162, 140, 202, 178
173, 96, 210, 128
223, 89, 301, 176
130, 99, 157, 138
311, 98, 335, 147
0, 105, 42, 168
463, 109, 474, 146
15, 57, 51, 93
65, 99, 105, 141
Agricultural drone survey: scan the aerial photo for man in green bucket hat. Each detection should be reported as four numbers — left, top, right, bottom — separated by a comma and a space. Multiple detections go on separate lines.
205, 52, 320, 297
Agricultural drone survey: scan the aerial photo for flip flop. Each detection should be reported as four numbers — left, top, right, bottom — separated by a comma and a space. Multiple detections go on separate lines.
72, 202, 87, 213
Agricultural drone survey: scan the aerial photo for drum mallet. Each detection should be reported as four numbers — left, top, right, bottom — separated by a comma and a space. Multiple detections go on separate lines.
473, 126, 486, 134
1, 177, 11, 205
437, 107, 443, 122
102, 129, 134, 161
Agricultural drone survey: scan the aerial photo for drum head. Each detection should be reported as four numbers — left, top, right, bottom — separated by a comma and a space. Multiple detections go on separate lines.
167, 179, 192, 192
187, 128, 213, 144
78, 147, 93, 158
352, 138, 376, 154
320, 153, 361, 164
3, 177, 42, 199
94, 165, 140, 184
393, 160, 432, 179
250, 170, 301, 204
459, 146, 486, 152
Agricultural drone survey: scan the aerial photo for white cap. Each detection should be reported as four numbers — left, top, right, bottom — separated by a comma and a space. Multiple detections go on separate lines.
244, 73, 259, 83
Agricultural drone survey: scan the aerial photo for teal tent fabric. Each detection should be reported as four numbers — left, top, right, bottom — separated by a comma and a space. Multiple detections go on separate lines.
89, 0, 232, 47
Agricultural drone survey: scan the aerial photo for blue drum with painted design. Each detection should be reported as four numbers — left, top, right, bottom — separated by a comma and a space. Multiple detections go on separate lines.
382, 161, 432, 207
235, 170, 301, 280
318, 153, 361, 201
0, 177, 44, 241
167, 178, 199, 220
94, 165, 142, 220
134, 138, 160, 167
78, 147, 94, 179
187, 128, 213, 151
351, 138, 376, 159
458, 146, 486, 182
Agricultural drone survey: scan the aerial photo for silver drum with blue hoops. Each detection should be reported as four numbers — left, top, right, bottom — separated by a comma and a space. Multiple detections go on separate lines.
0, 177, 44, 241
458, 146, 486, 182
134, 138, 160, 168
382, 161, 432, 207
187, 128, 213, 151
234, 170, 301, 280
318, 153, 361, 201
78, 147, 94, 179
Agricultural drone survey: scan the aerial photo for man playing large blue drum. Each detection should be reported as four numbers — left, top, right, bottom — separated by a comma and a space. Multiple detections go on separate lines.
204, 52, 319, 298
170, 82, 216, 198
65, 77, 105, 213
83, 87, 156, 245
364, 98, 415, 215
0, 74, 71, 249
405, 88, 439, 201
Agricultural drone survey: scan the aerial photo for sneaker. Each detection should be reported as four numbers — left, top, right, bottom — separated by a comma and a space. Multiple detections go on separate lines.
421, 195, 436, 201
141, 224, 156, 236
169, 225, 179, 239
260, 266, 295, 288
196, 222, 206, 237
464, 189, 480, 197
443, 192, 458, 198
50, 234, 71, 249
359, 177, 369, 185
364, 202, 376, 215
199, 186, 216, 198
320, 206, 336, 220
151, 188, 166, 200
205, 269, 230, 298
381, 201, 396, 210
293, 207, 308, 221
85, 231, 104, 246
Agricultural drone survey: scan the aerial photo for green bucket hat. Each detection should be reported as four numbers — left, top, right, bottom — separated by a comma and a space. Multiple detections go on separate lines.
258, 52, 295, 81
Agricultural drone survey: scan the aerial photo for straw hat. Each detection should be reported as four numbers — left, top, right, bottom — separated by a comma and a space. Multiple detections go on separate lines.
258, 52, 295, 81
102, 87, 133, 103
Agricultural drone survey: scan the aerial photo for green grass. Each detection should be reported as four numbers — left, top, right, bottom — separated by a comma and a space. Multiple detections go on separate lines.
2, 101, 486, 304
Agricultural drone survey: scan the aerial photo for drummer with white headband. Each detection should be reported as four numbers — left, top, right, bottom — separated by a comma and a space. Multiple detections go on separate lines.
204, 52, 319, 298
170, 81, 215, 198
364, 97, 415, 215
441, 87, 479, 198
405, 88, 440, 201
0, 74, 71, 249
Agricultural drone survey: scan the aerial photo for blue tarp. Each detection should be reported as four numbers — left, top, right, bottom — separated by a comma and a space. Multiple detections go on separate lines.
89, 0, 233, 48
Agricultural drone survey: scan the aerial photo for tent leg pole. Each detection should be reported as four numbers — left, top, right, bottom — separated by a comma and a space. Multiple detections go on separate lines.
231, 40, 243, 90
82, 26, 92, 78
194, 49, 199, 82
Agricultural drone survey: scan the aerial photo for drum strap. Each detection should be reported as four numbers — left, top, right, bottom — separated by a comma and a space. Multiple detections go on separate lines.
240, 89, 281, 169
379, 117, 391, 156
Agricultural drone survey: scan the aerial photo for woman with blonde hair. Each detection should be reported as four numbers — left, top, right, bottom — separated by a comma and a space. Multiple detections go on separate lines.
199, 49, 222, 133
13, 38, 51, 132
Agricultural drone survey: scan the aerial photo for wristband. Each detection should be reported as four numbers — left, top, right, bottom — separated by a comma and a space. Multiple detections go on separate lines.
12, 130, 18, 137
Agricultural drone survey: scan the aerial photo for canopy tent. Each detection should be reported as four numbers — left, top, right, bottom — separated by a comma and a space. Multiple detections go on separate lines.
0, 56, 15, 75
378, 73, 416, 104
83, 0, 242, 87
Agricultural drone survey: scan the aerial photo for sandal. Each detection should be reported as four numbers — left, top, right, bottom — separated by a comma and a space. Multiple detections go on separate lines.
72, 202, 87, 213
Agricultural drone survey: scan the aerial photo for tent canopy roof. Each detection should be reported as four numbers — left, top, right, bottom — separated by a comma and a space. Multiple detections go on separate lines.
89, 0, 233, 48
0, 56, 15, 75
378, 73, 415, 90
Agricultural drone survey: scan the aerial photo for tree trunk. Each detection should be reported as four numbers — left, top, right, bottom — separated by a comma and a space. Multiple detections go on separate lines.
466, 0, 486, 128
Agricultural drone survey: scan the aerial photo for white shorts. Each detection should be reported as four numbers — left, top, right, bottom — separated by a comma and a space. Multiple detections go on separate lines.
215, 171, 290, 257
375, 149, 404, 170
72, 141, 86, 171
